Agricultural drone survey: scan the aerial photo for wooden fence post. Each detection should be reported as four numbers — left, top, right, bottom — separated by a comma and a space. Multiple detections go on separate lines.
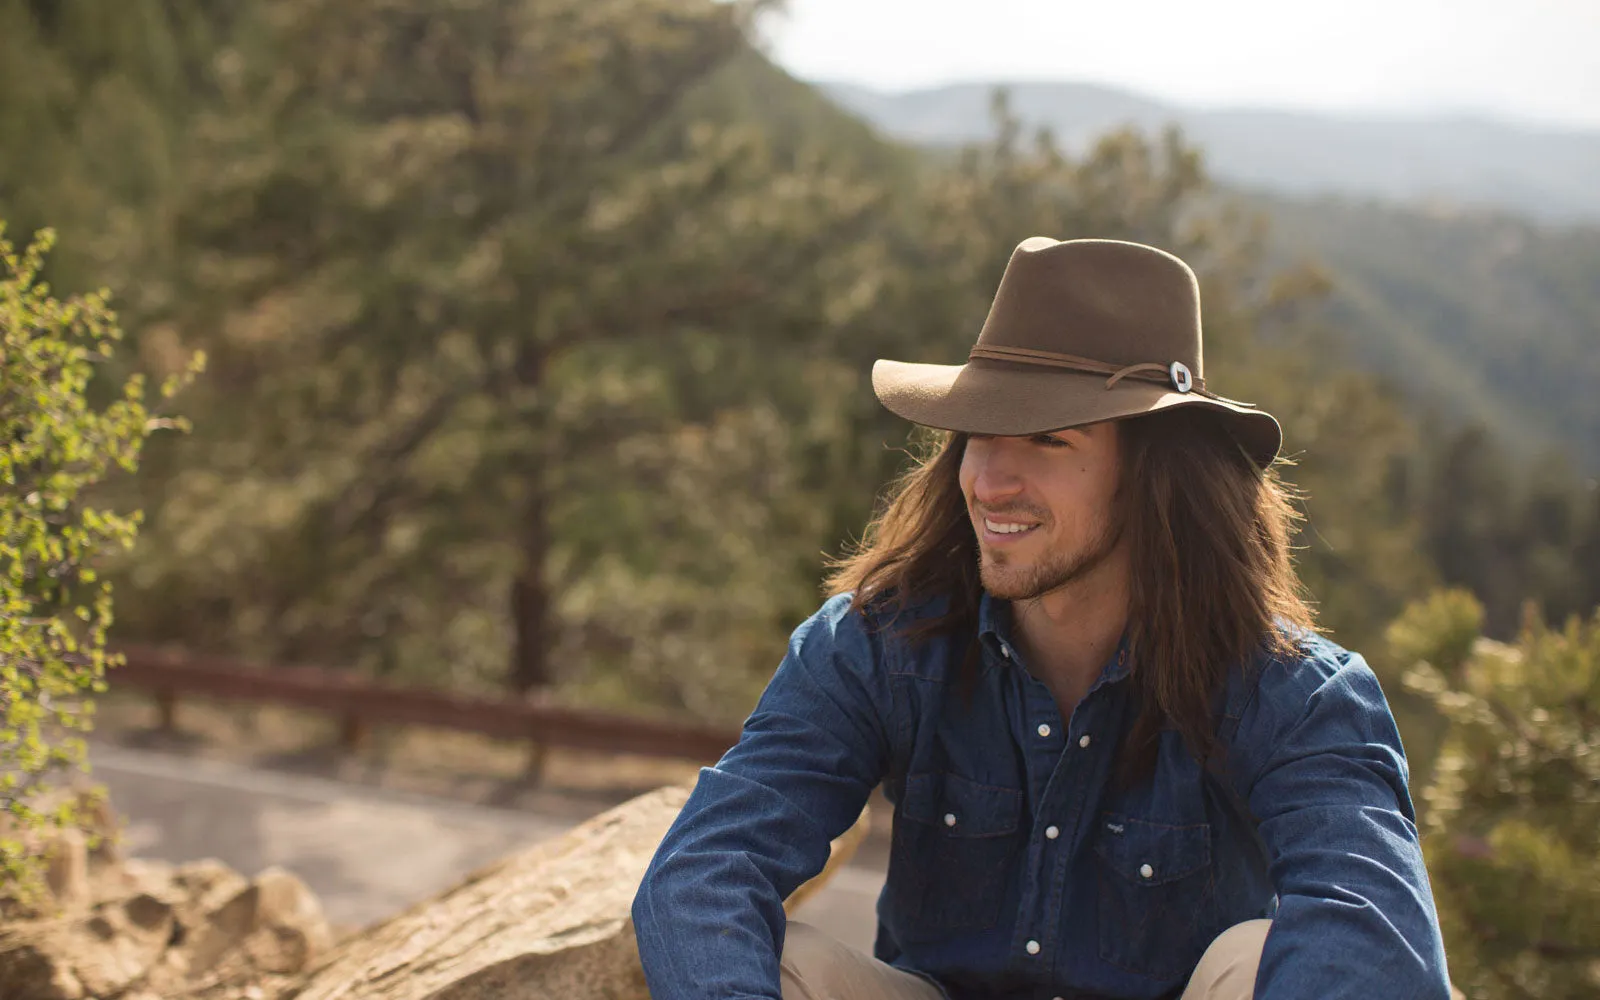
523, 740, 548, 784
155, 689, 178, 732
338, 711, 366, 753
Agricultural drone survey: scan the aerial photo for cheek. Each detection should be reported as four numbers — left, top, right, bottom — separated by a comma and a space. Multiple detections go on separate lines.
1044, 465, 1114, 534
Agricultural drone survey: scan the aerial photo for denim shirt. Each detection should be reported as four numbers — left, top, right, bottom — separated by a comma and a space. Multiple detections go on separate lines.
633, 592, 1452, 1000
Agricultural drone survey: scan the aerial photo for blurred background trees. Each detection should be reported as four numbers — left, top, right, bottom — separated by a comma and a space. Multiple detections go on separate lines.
2, 0, 1594, 715
1, 0, 1597, 986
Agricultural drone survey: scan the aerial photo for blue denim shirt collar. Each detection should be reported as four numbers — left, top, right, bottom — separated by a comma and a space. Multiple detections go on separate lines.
976, 590, 1133, 685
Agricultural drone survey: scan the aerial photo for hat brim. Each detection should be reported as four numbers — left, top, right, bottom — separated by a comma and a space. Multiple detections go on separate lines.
872, 359, 1283, 468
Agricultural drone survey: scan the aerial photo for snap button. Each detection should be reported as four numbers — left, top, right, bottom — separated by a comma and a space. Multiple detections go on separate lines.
1000, 643, 1013, 659
1037, 723, 1051, 738
1139, 863, 1154, 879
1045, 825, 1060, 840
1025, 939, 1041, 955
1169, 361, 1193, 393
1078, 734, 1092, 749
943, 813, 957, 827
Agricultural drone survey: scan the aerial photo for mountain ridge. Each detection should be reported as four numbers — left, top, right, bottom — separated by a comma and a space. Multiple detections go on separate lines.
819, 79, 1600, 224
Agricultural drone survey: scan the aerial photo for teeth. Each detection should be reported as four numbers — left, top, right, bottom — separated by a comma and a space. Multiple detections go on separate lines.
984, 518, 1037, 535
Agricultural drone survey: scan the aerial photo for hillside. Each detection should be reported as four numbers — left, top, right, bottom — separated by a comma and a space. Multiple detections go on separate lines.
822, 80, 1600, 225
1258, 196, 1600, 469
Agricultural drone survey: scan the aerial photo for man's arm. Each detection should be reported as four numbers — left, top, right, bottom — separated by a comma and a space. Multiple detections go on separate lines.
1233, 644, 1453, 999
632, 594, 893, 1000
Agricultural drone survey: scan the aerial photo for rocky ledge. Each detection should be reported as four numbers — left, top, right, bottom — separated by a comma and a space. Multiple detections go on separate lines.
0, 787, 868, 1000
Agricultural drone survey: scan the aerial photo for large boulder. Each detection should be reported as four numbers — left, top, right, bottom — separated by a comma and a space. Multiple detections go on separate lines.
290, 785, 869, 1000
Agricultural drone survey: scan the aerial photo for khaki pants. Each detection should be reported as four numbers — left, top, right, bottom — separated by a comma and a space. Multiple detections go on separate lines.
779, 919, 1272, 1000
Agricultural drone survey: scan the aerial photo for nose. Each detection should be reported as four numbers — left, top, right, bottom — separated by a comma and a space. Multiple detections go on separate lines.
966, 438, 1025, 506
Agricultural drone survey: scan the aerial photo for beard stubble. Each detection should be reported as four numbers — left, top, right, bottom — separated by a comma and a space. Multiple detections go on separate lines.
978, 507, 1124, 602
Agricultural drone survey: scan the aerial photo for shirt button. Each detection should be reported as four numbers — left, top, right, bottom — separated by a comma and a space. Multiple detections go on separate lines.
1001, 643, 1013, 659
1139, 863, 1154, 879
1025, 939, 1041, 955
1036, 723, 1051, 738
1045, 825, 1060, 840
944, 813, 957, 827
1078, 734, 1092, 748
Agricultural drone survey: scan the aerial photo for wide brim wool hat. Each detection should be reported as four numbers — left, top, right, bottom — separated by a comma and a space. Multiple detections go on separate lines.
872, 237, 1282, 467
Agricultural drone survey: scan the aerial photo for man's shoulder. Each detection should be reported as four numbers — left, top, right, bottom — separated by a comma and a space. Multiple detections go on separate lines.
792, 590, 961, 678
1228, 624, 1386, 724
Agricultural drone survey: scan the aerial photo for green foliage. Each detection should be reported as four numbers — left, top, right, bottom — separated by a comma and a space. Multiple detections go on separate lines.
0, 0, 1583, 727
1261, 196, 1600, 473
0, 225, 197, 899
0, 0, 1437, 714
1388, 589, 1486, 681
96, 0, 891, 704
1411, 425, 1600, 638
1395, 591, 1600, 999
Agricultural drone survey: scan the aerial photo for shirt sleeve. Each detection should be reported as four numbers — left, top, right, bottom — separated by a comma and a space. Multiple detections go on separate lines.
1231, 643, 1453, 1000
632, 593, 895, 1000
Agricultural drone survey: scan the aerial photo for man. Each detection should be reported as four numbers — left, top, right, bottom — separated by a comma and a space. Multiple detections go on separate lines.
633, 238, 1452, 1000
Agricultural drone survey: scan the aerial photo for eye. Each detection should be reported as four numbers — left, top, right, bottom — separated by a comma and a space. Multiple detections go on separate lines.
1030, 433, 1070, 448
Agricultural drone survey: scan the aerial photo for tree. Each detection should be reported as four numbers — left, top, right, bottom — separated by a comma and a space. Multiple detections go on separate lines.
1392, 590, 1600, 1000
0, 1, 232, 298
117, 0, 886, 696
0, 225, 197, 898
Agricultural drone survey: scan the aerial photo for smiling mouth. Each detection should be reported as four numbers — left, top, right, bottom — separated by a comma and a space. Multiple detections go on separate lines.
982, 517, 1040, 536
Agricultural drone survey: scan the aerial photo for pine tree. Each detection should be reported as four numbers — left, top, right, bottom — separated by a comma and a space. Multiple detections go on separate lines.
120, 0, 887, 696
1393, 590, 1600, 1000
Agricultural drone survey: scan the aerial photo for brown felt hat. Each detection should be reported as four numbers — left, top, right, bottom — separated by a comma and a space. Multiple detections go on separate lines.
872, 237, 1282, 467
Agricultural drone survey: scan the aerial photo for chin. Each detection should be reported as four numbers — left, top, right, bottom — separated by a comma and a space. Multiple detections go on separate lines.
978, 560, 1031, 601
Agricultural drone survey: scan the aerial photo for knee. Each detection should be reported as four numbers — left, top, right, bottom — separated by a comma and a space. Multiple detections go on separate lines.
780, 922, 843, 1000
1184, 920, 1271, 1000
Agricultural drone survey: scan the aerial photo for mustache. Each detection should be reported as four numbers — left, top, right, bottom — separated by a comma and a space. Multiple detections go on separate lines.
972, 503, 1049, 522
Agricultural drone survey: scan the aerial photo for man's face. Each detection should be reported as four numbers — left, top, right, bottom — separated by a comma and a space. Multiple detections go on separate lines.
958, 422, 1125, 602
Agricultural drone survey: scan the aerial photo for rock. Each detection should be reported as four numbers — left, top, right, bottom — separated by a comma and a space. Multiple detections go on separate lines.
41, 829, 89, 913
290, 785, 869, 1000
185, 867, 331, 977
4, 784, 866, 1000
0, 845, 333, 1000
0, 892, 174, 1000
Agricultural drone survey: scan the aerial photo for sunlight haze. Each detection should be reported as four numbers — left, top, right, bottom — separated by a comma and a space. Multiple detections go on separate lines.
761, 0, 1600, 130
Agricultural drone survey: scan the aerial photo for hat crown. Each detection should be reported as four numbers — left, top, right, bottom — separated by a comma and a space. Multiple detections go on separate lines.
974, 238, 1203, 376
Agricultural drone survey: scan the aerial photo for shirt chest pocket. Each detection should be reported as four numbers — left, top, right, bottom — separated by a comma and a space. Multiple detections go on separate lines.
887, 771, 1024, 935
1094, 812, 1219, 981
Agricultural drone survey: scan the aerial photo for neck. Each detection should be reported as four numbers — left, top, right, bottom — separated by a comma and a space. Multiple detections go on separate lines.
1009, 554, 1130, 711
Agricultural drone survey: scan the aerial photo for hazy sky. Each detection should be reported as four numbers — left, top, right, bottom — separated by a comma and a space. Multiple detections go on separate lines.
759, 0, 1600, 130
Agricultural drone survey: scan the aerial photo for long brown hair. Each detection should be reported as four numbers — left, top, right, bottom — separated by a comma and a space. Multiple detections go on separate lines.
824, 408, 1315, 779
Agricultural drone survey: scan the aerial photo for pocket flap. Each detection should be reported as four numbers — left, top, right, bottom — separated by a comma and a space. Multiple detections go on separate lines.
1094, 812, 1211, 885
901, 772, 1022, 838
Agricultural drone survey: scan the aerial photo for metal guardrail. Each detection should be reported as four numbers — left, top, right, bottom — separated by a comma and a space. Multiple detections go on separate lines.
109, 645, 741, 771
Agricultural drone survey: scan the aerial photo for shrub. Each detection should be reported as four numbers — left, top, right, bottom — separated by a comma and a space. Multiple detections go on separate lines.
1396, 589, 1600, 999
0, 225, 199, 901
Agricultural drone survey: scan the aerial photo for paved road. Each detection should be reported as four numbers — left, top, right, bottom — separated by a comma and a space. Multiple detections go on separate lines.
87, 742, 886, 952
